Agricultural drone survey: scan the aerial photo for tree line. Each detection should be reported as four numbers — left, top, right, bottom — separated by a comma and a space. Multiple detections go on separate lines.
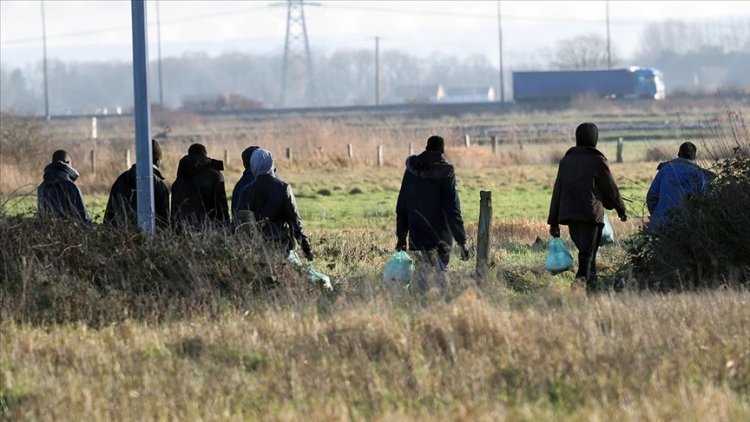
1, 18, 748, 115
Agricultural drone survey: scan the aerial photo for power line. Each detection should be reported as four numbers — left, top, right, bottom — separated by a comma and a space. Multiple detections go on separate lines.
1, 4, 269, 46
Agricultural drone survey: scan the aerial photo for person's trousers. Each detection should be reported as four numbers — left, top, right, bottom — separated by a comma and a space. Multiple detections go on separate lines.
413, 248, 450, 291
568, 222, 603, 286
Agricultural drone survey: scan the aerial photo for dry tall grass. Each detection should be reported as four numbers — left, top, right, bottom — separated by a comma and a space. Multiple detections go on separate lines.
2, 289, 748, 420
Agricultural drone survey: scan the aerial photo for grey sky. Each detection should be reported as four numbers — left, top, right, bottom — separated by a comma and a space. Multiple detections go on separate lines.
1, 0, 749, 69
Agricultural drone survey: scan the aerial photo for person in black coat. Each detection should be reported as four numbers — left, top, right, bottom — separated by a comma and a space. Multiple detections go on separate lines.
236, 148, 313, 260
547, 122, 627, 291
395, 136, 469, 272
171, 143, 230, 231
231, 145, 260, 222
103, 139, 170, 229
37, 150, 91, 222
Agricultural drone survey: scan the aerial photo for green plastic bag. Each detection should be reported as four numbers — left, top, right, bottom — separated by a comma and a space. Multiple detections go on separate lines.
544, 238, 575, 275
288, 250, 332, 291
382, 251, 414, 284
601, 213, 614, 245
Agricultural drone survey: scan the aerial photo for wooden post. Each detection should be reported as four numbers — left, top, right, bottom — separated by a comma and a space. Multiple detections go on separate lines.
90, 149, 96, 173
409, 142, 414, 156
464, 134, 471, 148
491, 135, 498, 155
126, 149, 132, 168
377, 145, 383, 167
476, 191, 492, 280
286, 147, 293, 160
224, 149, 229, 166
347, 144, 353, 160
616, 137, 624, 163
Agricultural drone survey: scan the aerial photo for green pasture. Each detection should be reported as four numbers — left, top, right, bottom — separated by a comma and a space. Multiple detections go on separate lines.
4, 163, 652, 231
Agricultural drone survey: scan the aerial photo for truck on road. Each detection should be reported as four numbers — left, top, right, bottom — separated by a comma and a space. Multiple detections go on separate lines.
512, 67, 665, 102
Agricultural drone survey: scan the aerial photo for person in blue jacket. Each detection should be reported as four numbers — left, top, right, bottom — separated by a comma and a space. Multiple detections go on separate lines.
37, 150, 91, 222
646, 142, 715, 234
231, 145, 260, 222
395, 135, 470, 280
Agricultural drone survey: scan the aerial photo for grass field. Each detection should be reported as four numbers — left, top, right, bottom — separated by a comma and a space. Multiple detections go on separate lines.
1, 104, 748, 420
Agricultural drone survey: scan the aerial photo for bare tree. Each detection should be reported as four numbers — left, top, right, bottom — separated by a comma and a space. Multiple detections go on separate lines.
551, 33, 617, 69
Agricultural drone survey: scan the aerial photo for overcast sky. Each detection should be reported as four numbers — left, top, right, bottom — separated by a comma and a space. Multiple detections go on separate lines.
2, 0, 749, 69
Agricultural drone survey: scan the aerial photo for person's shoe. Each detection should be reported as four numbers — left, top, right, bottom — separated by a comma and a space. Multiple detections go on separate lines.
571, 276, 586, 291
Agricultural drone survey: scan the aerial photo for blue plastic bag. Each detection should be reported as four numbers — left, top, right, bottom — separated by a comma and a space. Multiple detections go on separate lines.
382, 251, 414, 284
288, 250, 333, 291
601, 213, 614, 245
544, 238, 575, 275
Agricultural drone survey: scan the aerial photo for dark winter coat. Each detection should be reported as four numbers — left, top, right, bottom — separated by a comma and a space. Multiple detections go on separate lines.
231, 170, 255, 220
37, 161, 91, 222
396, 151, 467, 253
646, 157, 714, 231
170, 154, 229, 231
103, 165, 170, 229
547, 146, 626, 226
236, 173, 311, 254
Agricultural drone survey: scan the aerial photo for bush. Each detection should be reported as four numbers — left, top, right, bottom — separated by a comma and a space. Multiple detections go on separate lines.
628, 152, 750, 289
0, 214, 315, 325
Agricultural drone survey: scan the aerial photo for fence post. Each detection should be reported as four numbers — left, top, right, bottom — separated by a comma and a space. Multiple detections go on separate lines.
347, 144, 353, 160
409, 142, 414, 156
476, 191, 492, 280
464, 134, 471, 148
224, 149, 229, 166
126, 149, 132, 168
616, 137, 624, 163
286, 147, 293, 161
91, 116, 98, 140
90, 149, 96, 173
377, 145, 383, 167
491, 135, 498, 155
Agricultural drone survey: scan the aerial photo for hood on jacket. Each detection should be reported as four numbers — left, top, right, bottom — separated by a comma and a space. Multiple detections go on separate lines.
43, 160, 79, 183
575, 122, 598, 147
176, 154, 213, 178
126, 164, 165, 185
250, 148, 275, 178
405, 150, 454, 179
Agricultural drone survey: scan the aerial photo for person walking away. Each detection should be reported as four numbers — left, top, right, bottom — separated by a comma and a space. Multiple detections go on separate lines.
231, 145, 260, 223
646, 142, 715, 235
37, 150, 91, 222
395, 135, 470, 290
548, 123, 627, 292
171, 143, 230, 232
236, 148, 313, 260
103, 139, 170, 229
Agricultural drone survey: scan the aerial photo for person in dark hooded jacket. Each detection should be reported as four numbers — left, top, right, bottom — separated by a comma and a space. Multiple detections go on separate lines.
103, 139, 170, 229
395, 136, 470, 272
231, 145, 260, 222
236, 148, 313, 260
37, 150, 91, 222
646, 142, 714, 234
548, 122, 627, 291
171, 143, 230, 231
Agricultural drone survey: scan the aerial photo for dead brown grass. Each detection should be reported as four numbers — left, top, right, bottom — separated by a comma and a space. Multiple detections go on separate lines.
2, 289, 748, 420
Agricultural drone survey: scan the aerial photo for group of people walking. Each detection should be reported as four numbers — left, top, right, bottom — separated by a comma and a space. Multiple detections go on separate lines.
37, 122, 714, 291
37, 141, 314, 261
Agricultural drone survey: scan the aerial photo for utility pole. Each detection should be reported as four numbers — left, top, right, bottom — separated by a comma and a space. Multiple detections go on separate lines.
374, 36, 380, 106
40, 0, 50, 119
156, 0, 164, 108
279, 0, 319, 107
131, 0, 155, 232
606, 0, 612, 68
496, 0, 505, 102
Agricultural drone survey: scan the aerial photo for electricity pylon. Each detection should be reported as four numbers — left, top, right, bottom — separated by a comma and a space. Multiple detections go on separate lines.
279, 0, 318, 107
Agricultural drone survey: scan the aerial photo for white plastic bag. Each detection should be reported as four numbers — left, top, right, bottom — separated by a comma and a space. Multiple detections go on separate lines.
601, 213, 614, 245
